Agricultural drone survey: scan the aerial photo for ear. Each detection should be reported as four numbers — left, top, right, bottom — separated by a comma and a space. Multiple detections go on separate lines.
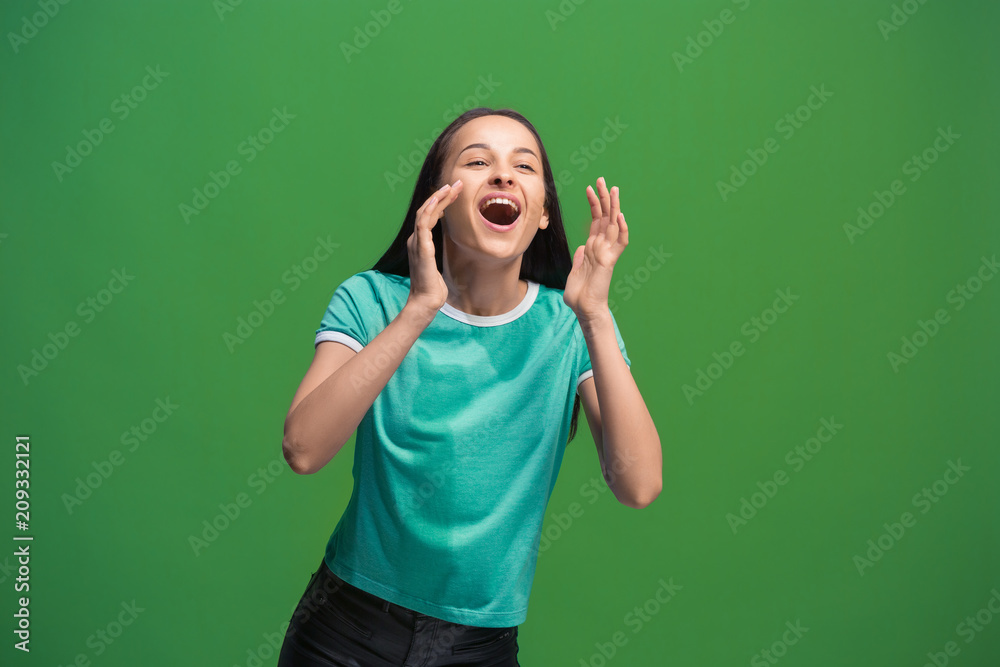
538, 207, 549, 230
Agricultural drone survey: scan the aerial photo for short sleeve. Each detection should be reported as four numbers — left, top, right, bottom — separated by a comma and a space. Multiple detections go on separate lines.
314, 272, 381, 351
576, 310, 631, 392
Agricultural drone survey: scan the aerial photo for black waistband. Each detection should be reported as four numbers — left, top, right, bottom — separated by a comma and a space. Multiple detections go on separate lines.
318, 558, 422, 618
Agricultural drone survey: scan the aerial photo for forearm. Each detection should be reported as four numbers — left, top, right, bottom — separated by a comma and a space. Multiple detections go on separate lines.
580, 314, 662, 507
283, 302, 435, 473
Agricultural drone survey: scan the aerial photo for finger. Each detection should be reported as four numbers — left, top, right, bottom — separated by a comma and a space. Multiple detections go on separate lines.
597, 177, 611, 235
415, 187, 446, 230
585, 186, 602, 236
415, 189, 447, 255
418, 182, 456, 218
428, 180, 463, 224
416, 194, 440, 243
609, 185, 621, 239
415, 183, 460, 248
617, 212, 629, 247
605, 209, 619, 246
413, 182, 463, 272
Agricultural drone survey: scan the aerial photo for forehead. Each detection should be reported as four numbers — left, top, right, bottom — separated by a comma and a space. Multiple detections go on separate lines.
449, 115, 540, 157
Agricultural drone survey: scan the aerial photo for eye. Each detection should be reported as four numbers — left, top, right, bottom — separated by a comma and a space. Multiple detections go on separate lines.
464, 160, 536, 172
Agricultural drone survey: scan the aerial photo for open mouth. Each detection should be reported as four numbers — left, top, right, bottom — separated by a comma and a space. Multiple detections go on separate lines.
478, 196, 521, 227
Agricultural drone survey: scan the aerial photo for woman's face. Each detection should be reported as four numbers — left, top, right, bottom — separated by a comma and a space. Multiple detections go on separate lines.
437, 115, 549, 266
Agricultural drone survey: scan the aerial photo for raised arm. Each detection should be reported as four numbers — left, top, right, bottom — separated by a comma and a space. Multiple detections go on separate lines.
282, 180, 463, 474
282, 304, 435, 474
565, 176, 662, 508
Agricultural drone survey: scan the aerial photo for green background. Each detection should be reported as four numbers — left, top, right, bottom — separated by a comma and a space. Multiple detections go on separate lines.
2, 0, 998, 665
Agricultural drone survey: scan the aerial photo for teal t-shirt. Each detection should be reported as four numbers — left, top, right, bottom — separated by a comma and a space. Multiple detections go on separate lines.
313, 269, 630, 627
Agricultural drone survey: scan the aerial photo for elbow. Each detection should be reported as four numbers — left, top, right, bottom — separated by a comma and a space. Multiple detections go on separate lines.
627, 438, 663, 509
621, 478, 662, 509
636, 485, 662, 509
282, 435, 319, 475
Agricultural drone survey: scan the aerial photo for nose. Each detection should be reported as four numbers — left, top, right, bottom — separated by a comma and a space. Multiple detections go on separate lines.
490, 167, 514, 187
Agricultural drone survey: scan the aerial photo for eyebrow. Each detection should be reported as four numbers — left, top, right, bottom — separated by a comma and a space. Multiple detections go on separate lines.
457, 143, 539, 160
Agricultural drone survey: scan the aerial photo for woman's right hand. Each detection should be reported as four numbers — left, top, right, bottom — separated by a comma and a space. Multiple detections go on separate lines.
406, 179, 462, 317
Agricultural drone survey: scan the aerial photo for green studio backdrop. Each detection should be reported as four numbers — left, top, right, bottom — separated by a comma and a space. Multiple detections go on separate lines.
2, 1, 998, 665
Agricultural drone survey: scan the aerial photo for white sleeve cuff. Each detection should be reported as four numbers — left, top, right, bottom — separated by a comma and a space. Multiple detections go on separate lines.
576, 363, 630, 392
315, 331, 364, 352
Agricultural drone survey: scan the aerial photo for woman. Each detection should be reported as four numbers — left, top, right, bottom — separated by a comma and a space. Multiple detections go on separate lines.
277, 107, 662, 666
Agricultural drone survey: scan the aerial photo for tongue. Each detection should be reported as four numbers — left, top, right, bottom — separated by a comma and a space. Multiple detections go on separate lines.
481, 202, 517, 226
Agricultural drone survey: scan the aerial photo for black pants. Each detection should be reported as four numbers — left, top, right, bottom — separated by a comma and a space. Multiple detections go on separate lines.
277, 559, 521, 666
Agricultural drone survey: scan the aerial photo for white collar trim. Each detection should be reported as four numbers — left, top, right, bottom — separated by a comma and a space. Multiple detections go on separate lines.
439, 281, 539, 327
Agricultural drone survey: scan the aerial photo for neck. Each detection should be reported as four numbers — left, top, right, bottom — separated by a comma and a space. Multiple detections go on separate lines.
440, 244, 527, 317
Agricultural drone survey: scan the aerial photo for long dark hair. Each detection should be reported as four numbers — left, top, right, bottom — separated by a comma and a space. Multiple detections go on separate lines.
370, 107, 584, 443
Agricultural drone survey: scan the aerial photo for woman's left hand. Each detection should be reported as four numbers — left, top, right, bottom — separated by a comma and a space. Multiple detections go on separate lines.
563, 176, 629, 323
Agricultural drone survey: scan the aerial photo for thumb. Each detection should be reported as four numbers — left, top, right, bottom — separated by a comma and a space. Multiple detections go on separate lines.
572, 245, 585, 267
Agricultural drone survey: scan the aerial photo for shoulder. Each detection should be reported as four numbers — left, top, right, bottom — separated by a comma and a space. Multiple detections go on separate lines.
530, 281, 571, 314
529, 281, 586, 343
341, 269, 383, 288
335, 270, 408, 298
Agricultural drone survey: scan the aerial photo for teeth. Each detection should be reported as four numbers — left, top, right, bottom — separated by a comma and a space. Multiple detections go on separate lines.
479, 197, 519, 214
